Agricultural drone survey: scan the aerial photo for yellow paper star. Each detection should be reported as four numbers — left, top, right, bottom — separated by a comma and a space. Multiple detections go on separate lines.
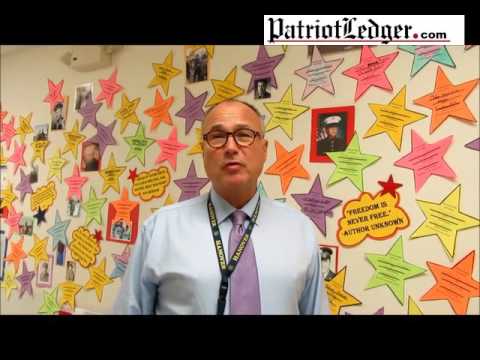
32, 140, 50, 163
148, 50, 182, 96
411, 185, 479, 259
1, 267, 18, 300
48, 148, 68, 182
0, 145, 8, 167
84, 258, 113, 302
28, 234, 49, 268
325, 267, 362, 314
408, 296, 423, 315
63, 120, 86, 159
99, 153, 126, 194
58, 281, 82, 309
1, 182, 17, 209
16, 113, 34, 143
188, 128, 203, 155
364, 86, 427, 151
264, 85, 309, 139
115, 94, 141, 134
206, 67, 245, 107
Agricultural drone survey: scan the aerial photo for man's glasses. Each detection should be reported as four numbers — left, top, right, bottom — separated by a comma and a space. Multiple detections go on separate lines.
203, 128, 263, 149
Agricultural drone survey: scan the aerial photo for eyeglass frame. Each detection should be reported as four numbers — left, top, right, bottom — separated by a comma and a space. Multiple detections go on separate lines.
202, 128, 264, 149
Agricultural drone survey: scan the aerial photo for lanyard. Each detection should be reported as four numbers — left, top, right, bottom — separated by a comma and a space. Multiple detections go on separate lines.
207, 194, 261, 315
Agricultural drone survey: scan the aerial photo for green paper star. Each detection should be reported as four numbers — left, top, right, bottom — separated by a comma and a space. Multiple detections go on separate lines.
38, 287, 61, 315
326, 133, 380, 191
124, 122, 155, 166
258, 181, 286, 203
365, 236, 426, 305
399, 46, 455, 77
82, 187, 107, 226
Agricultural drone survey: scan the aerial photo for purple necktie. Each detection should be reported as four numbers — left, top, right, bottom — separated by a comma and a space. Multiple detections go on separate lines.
228, 210, 261, 315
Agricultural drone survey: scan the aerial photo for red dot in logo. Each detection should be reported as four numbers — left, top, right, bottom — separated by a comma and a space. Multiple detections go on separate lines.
413, 33, 418, 39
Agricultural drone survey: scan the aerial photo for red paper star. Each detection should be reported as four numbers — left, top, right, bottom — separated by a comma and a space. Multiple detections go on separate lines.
6, 206, 23, 239
43, 79, 65, 110
94, 229, 103, 242
95, 68, 124, 108
128, 168, 138, 183
378, 175, 403, 197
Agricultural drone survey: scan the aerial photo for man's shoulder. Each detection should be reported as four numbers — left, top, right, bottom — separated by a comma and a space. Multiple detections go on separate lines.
261, 196, 312, 224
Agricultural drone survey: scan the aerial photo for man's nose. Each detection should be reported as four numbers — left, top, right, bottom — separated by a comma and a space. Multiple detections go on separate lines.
224, 134, 239, 153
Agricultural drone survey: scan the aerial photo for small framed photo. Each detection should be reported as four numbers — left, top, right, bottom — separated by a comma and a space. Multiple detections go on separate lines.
51, 96, 69, 131
67, 196, 81, 217
56, 242, 66, 266
29, 162, 39, 184
74, 83, 93, 111
0, 230, 8, 281
19, 216, 34, 236
66, 260, 76, 282
319, 244, 339, 282
33, 124, 49, 142
310, 106, 355, 163
37, 255, 54, 288
81, 142, 101, 172
185, 46, 209, 83
254, 78, 271, 99
110, 218, 133, 243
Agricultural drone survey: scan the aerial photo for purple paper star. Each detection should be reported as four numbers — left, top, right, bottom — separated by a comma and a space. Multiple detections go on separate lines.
465, 137, 480, 151
16, 261, 35, 299
78, 96, 103, 131
175, 88, 208, 135
291, 175, 342, 236
174, 161, 209, 202
242, 46, 284, 93
87, 120, 117, 157
15, 169, 33, 202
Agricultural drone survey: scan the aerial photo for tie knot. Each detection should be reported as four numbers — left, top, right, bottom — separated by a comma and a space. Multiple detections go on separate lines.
231, 210, 247, 226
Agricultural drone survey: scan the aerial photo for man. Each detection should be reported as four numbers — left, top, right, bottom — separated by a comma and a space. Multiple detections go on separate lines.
51, 102, 64, 130
40, 262, 49, 282
82, 143, 100, 171
114, 99, 330, 315
320, 247, 336, 281
317, 115, 346, 155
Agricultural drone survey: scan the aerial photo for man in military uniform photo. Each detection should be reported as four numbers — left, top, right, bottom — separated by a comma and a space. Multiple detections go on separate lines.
317, 115, 346, 155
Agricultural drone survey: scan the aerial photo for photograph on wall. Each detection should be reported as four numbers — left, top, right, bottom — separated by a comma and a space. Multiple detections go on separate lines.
36, 255, 54, 288
319, 244, 339, 282
19, 216, 34, 236
185, 46, 209, 83
50, 96, 69, 131
65, 260, 76, 281
29, 162, 39, 184
33, 124, 49, 141
254, 78, 271, 99
310, 106, 355, 163
80, 142, 101, 172
0, 229, 8, 281
67, 195, 81, 217
56, 242, 66, 266
74, 83, 93, 110
106, 200, 140, 245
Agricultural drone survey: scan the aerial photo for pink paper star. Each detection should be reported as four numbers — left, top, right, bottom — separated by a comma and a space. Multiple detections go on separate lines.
394, 130, 456, 192
43, 79, 65, 110
95, 68, 123, 108
0, 104, 7, 122
155, 126, 188, 170
342, 46, 398, 101
6, 206, 23, 239
65, 163, 88, 201
8, 140, 26, 175
242, 45, 284, 93
1, 115, 17, 150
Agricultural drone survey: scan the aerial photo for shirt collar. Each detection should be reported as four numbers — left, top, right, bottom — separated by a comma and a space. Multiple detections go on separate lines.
210, 187, 261, 226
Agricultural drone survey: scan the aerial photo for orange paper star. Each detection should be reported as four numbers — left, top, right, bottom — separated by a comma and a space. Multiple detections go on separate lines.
5, 236, 28, 274
144, 89, 174, 130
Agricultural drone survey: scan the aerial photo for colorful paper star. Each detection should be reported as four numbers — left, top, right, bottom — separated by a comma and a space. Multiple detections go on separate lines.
124, 122, 155, 166
43, 79, 64, 110
342, 46, 398, 101
465, 137, 480, 151
32, 140, 50, 164
0, 104, 7, 122
38, 287, 61, 315
94, 229, 103, 242
411, 185, 479, 258
1, 268, 18, 300
378, 175, 403, 197
175, 88, 208, 135
394, 130, 455, 192
65, 164, 88, 201
6, 206, 23, 239
128, 168, 138, 183
257, 181, 286, 203
47, 210, 71, 250
421, 251, 479, 315
294, 46, 343, 99
33, 208, 48, 226
326, 133, 381, 192
1, 182, 17, 210
8, 140, 26, 175
408, 296, 424, 315
144, 89, 174, 130
63, 120, 86, 159
291, 175, 341, 236
29, 234, 49, 268
84, 257, 113, 302
174, 161, 210, 201
58, 281, 82, 309
263, 85, 309, 139
78, 96, 102, 131
87, 119, 117, 157
82, 187, 107, 226
16, 261, 35, 298
325, 267, 362, 315
365, 236, 426, 305
265, 142, 310, 194
95, 68, 123, 108
364, 86, 427, 151
148, 50, 182, 95
99, 153, 126, 194
15, 169, 33, 202
0, 115, 16, 150
16, 113, 33, 143
47, 148, 68, 182
115, 93, 141, 134
110, 245, 131, 279
0, 145, 7, 167
399, 46, 455, 77
188, 128, 203, 155
345, 307, 384, 315
242, 45, 284, 93
206, 67, 245, 107
155, 126, 188, 170
5, 236, 27, 274
413, 67, 479, 133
